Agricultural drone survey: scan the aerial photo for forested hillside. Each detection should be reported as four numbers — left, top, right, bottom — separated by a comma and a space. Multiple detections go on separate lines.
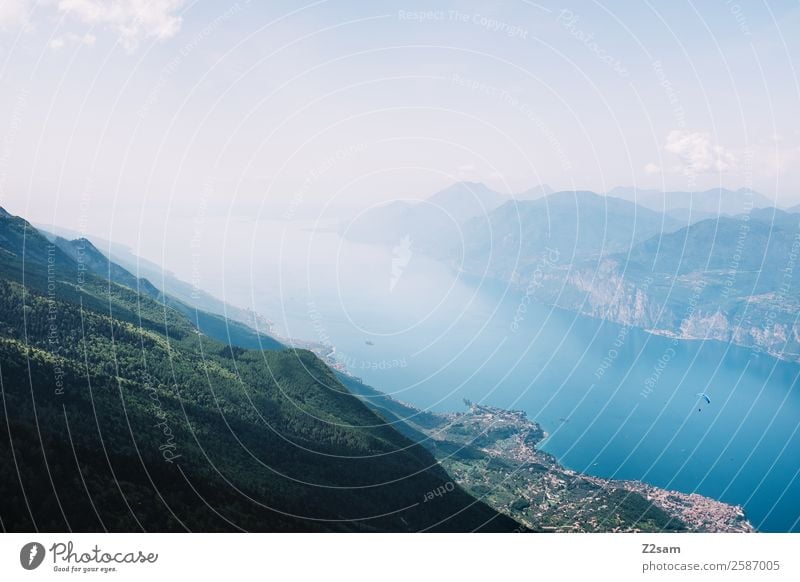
0, 208, 518, 532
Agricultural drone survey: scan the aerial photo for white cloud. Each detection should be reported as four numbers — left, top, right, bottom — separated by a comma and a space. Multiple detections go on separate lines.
79, 31, 96, 46
49, 32, 97, 50
56, 0, 186, 51
0, 0, 32, 30
665, 130, 737, 175
644, 162, 661, 174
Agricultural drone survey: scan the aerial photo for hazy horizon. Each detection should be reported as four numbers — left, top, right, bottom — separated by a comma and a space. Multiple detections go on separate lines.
1, 1, 799, 261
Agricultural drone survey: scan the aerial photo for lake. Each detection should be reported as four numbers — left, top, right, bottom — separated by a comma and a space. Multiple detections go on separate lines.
172, 216, 800, 532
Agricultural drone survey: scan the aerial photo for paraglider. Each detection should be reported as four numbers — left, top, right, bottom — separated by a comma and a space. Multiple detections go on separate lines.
696, 392, 711, 405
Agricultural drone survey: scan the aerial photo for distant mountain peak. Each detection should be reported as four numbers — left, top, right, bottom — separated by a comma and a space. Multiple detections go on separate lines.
545, 189, 605, 202
606, 185, 772, 218
425, 181, 509, 221
515, 184, 553, 200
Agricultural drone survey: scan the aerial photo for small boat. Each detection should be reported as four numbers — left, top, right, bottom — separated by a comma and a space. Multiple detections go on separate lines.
364, 339, 374, 346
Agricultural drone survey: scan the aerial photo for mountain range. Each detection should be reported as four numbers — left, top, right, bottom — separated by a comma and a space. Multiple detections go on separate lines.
0, 204, 755, 532
342, 183, 800, 361
37, 223, 276, 346
341, 181, 551, 257
607, 186, 774, 221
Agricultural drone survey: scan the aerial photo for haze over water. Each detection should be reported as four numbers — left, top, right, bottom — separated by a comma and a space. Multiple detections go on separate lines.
176, 216, 800, 532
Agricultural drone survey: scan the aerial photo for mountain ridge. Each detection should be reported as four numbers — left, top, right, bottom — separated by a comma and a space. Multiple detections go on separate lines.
0, 206, 519, 532
607, 186, 774, 219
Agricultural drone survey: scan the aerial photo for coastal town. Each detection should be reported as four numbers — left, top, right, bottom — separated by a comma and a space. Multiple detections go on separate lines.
415, 402, 753, 533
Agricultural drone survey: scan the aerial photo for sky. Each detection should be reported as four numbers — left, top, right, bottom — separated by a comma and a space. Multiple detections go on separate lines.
1, 0, 800, 258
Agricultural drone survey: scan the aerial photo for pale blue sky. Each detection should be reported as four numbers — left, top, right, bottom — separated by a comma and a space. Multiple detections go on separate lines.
1, 0, 799, 250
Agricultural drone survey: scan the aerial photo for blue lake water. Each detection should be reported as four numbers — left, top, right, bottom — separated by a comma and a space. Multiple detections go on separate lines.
185, 217, 800, 532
